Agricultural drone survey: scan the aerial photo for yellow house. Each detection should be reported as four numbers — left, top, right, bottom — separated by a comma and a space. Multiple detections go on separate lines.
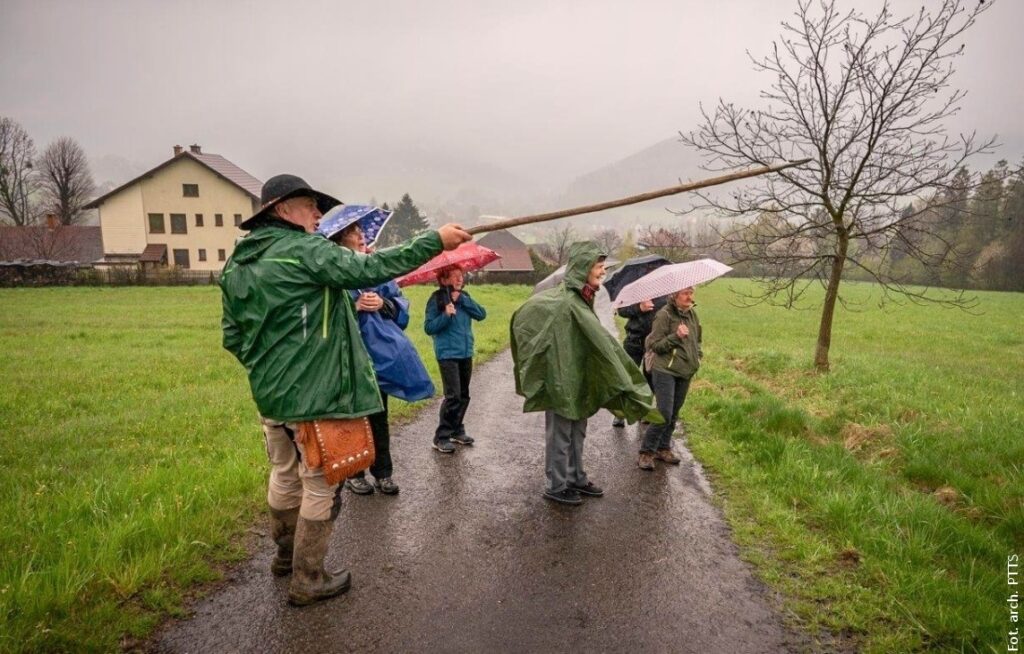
85, 145, 262, 271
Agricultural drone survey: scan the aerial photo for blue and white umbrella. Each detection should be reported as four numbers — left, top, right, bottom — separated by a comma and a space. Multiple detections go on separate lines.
316, 204, 394, 245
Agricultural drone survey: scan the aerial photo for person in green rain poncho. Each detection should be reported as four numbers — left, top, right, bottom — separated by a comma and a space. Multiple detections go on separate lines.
510, 241, 660, 506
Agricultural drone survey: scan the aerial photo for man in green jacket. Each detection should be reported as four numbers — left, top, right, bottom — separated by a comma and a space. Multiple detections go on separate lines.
510, 241, 659, 505
221, 174, 470, 605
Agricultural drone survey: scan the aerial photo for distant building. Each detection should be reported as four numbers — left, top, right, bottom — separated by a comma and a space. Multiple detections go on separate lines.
0, 218, 105, 286
84, 144, 262, 271
477, 229, 534, 273
0, 220, 104, 264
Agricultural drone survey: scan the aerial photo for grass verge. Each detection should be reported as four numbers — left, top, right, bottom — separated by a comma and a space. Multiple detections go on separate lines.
684, 279, 1022, 653
0, 284, 529, 653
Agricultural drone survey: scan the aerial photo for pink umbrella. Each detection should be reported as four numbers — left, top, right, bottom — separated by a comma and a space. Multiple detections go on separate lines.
396, 241, 501, 287
611, 258, 733, 309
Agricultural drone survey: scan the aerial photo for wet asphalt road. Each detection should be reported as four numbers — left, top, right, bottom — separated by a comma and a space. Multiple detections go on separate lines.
155, 296, 805, 654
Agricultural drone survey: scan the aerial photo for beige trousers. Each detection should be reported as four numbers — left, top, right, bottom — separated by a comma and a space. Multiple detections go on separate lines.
260, 416, 341, 521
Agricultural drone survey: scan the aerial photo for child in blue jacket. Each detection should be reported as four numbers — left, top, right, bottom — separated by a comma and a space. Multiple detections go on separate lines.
424, 266, 487, 453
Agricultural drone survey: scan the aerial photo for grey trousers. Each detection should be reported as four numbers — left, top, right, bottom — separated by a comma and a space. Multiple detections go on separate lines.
544, 411, 590, 493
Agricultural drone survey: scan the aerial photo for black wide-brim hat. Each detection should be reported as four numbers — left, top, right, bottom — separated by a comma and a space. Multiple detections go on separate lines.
239, 173, 343, 230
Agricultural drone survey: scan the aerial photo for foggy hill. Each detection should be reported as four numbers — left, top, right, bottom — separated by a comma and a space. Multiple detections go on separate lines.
565, 136, 704, 204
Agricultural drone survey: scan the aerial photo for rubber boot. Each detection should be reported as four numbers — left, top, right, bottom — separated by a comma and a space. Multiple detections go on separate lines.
287, 517, 352, 606
269, 507, 299, 576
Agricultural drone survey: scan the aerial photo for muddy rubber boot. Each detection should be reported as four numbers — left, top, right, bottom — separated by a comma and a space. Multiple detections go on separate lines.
269, 507, 300, 576
287, 517, 352, 606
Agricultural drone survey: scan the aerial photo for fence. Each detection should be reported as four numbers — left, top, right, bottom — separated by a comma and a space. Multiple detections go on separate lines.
0, 263, 220, 287
1, 264, 547, 288
76, 267, 221, 286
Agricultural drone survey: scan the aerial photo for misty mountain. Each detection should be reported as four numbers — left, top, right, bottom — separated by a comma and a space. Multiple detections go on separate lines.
518, 137, 719, 239
565, 137, 704, 203
321, 145, 549, 228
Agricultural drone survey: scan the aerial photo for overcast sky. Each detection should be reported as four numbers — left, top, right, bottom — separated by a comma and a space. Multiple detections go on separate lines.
3, 0, 1021, 199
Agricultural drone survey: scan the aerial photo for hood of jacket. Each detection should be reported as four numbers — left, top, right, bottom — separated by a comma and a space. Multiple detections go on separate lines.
231, 219, 306, 265
562, 241, 606, 293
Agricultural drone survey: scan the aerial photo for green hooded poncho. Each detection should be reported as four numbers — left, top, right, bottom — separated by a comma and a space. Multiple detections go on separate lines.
510, 241, 660, 423
221, 222, 442, 422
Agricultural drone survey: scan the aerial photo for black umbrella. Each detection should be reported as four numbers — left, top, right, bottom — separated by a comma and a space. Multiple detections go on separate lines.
602, 254, 672, 302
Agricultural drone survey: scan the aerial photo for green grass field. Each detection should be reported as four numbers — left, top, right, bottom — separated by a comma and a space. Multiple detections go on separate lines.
0, 284, 530, 653
684, 280, 1022, 653
0, 281, 1020, 652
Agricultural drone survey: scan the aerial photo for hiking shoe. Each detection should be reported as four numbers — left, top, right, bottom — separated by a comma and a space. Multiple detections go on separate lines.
637, 452, 655, 471
655, 448, 682, 465
451, 433, 475, 445
570, 481, 604, 497
374, 477, 400, 495
612, 417, 625, 428
346, 477, 374, 495
433, 440, 456, 454
543, 488, 583, 506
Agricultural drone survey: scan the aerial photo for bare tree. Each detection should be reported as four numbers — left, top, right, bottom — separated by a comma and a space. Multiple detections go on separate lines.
546, 225, 577, 265
681, 0, 995, 371
0, 117, 40, 226
17, 223, 84, 260
637, 225, 690, 262
38, 137, 95, 225
593, 228, 623, 258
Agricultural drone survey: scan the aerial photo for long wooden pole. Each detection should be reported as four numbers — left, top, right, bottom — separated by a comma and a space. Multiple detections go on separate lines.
465, 159, 811, 235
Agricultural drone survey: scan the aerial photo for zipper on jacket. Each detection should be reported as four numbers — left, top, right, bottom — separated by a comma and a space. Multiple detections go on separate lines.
302, 303, 308, 340
322, 288, 329, 338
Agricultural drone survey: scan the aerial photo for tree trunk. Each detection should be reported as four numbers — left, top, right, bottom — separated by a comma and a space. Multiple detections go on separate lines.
814, 235, 849, 372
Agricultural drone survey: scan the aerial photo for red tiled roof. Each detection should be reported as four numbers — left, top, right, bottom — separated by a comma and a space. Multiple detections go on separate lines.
85, 150, 263, 209
477, 230, 534, 272
0, 226, 103, 263
189, 152, 263, 198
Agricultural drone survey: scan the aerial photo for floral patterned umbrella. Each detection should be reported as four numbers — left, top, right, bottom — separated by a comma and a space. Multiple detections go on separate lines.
316, 204, 393, 245
396, 241, 501, 287
611, 258, 733, 309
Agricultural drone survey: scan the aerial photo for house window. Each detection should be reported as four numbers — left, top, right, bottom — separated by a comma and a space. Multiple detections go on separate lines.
215, 213, 224, 227
148, 213, 165, 233
218, 248, 226, 261
195, 213, 204, 227
233, 213, 242, 227
170, 213, 187, 234
183, 184, 199, 197
198, 249, 207, 262
172, 249, 190, 268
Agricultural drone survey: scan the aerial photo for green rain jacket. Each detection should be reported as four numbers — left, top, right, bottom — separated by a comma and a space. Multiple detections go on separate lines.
510, 241, 660, 423
221, 220, 442, 422
646, 301, 702, 379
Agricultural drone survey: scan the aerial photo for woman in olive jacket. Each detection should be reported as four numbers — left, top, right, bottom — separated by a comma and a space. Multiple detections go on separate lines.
639, 286, 702, 470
